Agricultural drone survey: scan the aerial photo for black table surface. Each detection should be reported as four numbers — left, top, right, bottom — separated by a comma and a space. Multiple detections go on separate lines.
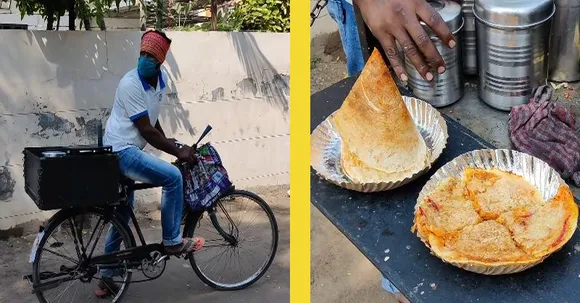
310, 77, 580, 303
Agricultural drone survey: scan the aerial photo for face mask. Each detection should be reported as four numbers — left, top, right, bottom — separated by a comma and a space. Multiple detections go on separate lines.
137, 56, 158, 78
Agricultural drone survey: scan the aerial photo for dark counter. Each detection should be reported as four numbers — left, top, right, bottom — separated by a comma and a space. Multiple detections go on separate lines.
310, 77, 580, 303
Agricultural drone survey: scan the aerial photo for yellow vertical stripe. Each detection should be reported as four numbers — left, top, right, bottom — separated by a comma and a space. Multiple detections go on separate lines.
290, 0, 311, 301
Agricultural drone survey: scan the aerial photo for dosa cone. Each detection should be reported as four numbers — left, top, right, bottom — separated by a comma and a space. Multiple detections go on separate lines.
330, 49, 427, 183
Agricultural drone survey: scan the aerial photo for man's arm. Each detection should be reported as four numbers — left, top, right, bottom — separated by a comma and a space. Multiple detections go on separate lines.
155, 120, 166, 138
134, 117, 179, 156
119, 80, 194, 162
154, 120, 180, 146
135, 117, 194, 162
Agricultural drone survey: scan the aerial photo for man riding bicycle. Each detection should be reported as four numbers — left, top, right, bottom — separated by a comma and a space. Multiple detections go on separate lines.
97, 30, 204, 297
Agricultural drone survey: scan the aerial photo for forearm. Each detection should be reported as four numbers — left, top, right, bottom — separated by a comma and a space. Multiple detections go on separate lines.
140, 126, 180, 156
155, 121, 166, 138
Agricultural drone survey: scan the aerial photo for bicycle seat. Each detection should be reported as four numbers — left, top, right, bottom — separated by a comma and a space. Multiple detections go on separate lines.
119, 175, 160, 191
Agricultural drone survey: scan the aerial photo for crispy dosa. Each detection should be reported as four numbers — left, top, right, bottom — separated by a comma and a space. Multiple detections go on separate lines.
331, 48, 427, 183
413, 167, 578, 269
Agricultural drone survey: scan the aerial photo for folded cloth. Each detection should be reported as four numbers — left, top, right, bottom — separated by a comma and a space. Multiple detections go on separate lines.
509, 85, 580, 186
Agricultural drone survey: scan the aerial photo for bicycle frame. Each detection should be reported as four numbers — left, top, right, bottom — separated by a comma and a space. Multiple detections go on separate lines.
86, 205, 162, 267
25, 124, 244, 292
26, 200, 217, 293
87, 196, 240, 265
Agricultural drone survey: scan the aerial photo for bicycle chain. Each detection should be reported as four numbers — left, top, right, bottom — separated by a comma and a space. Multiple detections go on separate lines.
310, 0, 329, 27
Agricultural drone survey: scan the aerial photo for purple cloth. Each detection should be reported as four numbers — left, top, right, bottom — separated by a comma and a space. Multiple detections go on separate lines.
509, 85, 580, 186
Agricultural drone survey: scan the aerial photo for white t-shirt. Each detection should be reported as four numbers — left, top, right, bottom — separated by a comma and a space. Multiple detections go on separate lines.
103, 68, 168, 152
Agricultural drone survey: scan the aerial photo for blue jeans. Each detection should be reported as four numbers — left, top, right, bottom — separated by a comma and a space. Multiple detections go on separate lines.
101, 146, 184, 277
382, 276, 400, 293
327, 0, 365, 76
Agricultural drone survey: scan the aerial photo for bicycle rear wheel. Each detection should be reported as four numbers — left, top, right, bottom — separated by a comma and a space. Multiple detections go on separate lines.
32, 208, 135, 303
184, 190, 279, 290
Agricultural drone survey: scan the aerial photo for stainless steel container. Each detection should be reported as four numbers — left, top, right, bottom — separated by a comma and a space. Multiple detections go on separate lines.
474, 0, 555, 111
405, 0, 464, 107
548, 0, 580, 82
462, 0, 477, 75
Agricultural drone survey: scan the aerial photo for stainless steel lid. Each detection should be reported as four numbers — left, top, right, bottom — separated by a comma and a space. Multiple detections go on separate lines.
422, 0, 463, 36
462, 0, 475, 16
474, 0, 555, 28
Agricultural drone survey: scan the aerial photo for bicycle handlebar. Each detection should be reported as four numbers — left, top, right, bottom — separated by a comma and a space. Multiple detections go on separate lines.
174, 124, 212, 151
195, 125, 212, 147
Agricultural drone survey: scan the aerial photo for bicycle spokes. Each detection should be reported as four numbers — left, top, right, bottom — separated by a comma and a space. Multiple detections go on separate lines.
208, 203, 239, 245
189, 192, 277, 289
33, 211, 132, 303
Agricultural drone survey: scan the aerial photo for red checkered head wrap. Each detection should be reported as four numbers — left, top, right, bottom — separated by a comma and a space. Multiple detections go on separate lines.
140, 30, 171, 64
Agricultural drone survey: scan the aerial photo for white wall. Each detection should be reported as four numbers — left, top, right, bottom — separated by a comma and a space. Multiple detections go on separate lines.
0, 30, 289, 230
0, 13, 142, 31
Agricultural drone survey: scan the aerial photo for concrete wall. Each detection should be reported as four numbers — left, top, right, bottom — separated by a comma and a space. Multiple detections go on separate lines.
0, 30, 289, 231
0, 14, 141, 30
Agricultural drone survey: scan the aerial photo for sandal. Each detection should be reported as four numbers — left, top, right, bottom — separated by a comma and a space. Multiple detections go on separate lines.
94, 277, 120, 298
165, 237, 204, 256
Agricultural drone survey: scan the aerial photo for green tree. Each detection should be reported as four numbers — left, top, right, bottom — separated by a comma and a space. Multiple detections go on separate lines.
139, 0, 168, 30
14, 0, 134, 30
209, 0, 226, 30
227, 0, 289, 32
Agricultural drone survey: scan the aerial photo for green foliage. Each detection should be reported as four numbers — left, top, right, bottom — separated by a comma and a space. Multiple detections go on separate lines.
311, 56, 322, 69
173, 15, 236, 32
15, 0, 135, 30
170, 1, 193, 27
227, 0, 289, 32
16, 0, 63, 21
140, 0, 171, 30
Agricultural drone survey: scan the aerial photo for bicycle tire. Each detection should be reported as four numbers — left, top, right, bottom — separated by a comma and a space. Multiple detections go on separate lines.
32, 207, 136, 303
183, 190, 279, 290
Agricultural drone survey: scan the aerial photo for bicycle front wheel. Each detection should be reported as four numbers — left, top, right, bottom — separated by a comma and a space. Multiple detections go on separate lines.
184, 190, 279, 290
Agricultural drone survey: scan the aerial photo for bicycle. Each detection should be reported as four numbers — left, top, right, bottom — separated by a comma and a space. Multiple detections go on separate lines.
23, 125, 279, 303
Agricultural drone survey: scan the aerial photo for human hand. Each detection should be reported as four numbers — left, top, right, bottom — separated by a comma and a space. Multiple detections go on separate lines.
176, 145, 196, 163
355, 0, 457, 82
394, 292, 411, 303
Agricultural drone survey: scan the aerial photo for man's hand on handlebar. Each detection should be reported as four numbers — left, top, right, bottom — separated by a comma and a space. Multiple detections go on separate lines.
176, 144, 196, 163
354, 0, 459, 82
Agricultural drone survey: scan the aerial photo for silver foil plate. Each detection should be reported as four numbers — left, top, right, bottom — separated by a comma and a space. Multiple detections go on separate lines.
311, 96, 449, 192
416, 149, 566, 208
414, 149, 572, 274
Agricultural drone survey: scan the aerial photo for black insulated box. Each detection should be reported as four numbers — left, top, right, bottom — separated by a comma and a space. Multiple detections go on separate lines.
23, 145, 120, 211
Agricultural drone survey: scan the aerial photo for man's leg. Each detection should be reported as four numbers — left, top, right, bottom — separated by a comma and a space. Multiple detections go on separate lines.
118, 147, 184, 246
96, 150, 138, 296
382, 276, 410, 303
95, 147, 188, 297
327, 0, 365, 77
100, 185, 134, 279
341, 0, 365, 76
